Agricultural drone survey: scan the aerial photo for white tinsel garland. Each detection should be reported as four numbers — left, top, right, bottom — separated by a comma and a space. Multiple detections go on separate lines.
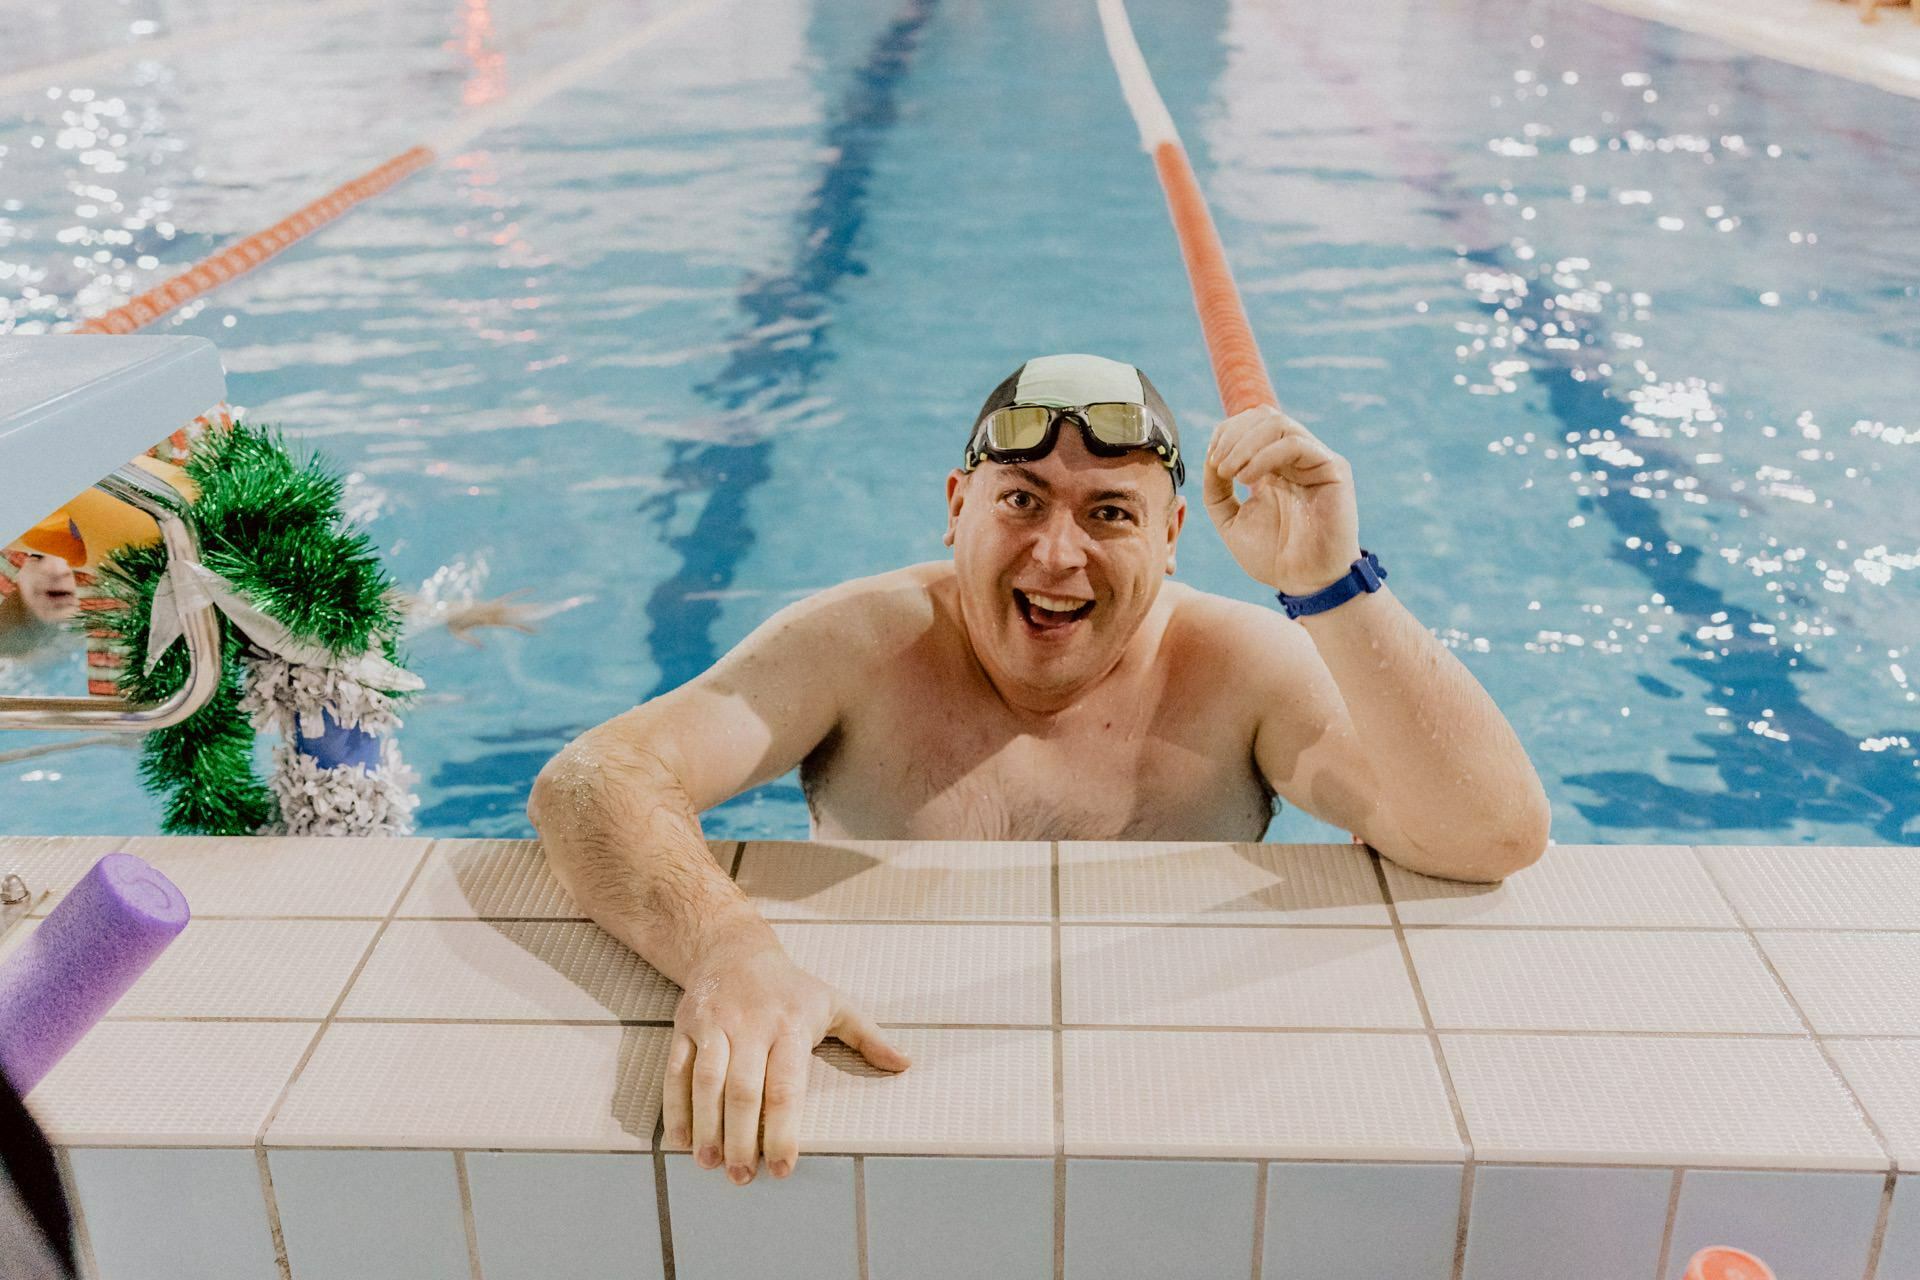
240, 650, 417, 836
239, 654, 404, 738
265, 733, 420, 837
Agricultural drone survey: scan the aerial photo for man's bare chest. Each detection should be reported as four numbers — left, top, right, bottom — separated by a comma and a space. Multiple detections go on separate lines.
801, 679, 1274, 842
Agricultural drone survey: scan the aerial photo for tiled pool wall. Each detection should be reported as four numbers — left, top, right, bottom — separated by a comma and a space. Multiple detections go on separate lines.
6, 835, 1920, 1278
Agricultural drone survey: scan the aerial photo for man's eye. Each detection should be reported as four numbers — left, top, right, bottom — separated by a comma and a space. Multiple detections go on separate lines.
1003, 491, 1036, 509
1094, 506, 1135, 523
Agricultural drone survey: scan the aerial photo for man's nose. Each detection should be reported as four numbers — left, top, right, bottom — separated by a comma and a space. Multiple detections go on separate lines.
1029, 508, 1090, 572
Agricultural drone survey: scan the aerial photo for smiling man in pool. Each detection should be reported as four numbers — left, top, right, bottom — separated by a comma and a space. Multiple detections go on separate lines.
529, 352, 1550, 1187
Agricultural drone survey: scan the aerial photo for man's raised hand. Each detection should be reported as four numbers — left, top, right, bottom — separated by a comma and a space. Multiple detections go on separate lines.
1201, 405, 1363, 597
663, 945, 910, 1184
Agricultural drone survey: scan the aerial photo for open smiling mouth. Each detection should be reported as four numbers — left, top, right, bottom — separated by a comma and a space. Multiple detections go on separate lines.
1013, 588, 1095, 634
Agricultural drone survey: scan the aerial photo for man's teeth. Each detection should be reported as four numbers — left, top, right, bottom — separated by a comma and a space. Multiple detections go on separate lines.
1025, 591, 1087, 613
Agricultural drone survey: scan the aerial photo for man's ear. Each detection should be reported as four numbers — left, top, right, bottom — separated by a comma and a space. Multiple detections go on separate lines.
1163, 493, 1186, 575
944, 469, 967, 547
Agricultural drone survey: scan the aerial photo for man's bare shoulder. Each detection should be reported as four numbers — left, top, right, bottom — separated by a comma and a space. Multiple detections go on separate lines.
1160, 581, 1318, 683
773, 562, 949, 655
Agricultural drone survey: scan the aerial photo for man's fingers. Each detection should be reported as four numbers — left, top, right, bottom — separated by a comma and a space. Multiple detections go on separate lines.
722, 1040, 770, 1184
1233, 435, 1343, 489
690, 1033, 730, 1170
662, 1032, 695, 1149
829, 1003, 911, 1072
760, 1034, 813, 1179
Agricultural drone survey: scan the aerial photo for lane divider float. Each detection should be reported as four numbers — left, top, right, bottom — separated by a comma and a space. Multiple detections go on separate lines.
1094, 0, 1275, 419
68, 0, 727, 336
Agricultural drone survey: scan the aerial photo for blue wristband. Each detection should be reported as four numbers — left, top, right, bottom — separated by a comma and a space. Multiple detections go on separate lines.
1275, 550, 1386, 620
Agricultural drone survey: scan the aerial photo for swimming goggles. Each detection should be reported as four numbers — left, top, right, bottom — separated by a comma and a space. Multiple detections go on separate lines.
962, 402, 1185, 487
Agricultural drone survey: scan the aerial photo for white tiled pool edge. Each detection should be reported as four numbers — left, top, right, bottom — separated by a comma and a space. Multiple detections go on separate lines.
7, 835, 1918, 1279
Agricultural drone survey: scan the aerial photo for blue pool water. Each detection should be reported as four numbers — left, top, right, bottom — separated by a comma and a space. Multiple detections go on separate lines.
1, 0, 1915, 843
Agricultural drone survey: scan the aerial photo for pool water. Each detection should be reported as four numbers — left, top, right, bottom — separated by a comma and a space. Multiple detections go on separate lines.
1, 0, 1915, 844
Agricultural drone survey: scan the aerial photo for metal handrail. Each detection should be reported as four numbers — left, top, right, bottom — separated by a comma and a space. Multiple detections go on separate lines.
0, 463, 221, 732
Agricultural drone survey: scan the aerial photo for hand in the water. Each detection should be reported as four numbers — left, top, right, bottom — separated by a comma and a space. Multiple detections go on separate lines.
1201, 404, 1363, 597
441, 589, 542, 648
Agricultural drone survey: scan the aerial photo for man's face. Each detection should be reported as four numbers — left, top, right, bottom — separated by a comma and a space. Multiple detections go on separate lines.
944, 424, 1185, 708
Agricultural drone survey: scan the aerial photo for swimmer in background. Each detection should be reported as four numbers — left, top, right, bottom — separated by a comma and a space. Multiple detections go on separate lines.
529, 352, 1554, 1191
1, 446, 562, 665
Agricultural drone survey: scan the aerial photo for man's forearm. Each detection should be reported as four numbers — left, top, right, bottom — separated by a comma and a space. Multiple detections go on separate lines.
1298, 586, 1550, 875
528, 733, 778, 987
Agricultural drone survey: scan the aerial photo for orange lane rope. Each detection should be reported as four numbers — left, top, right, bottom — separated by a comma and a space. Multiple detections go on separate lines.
71, 146, 435, 335
1149, 140, 1276, 419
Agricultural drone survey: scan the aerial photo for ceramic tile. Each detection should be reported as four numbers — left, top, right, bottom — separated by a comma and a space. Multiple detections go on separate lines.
1264, 1161, 1462, 1279
336, 920, 677, 1021
1665, 1169, 1884, 1280
1063, 1030, 1462, 1160
1696, 845, 1920, 929
396, 838, 735, 918
663, 1153, 855, 1280
796, 1031, 1053, 1156
0, 837, 123, 916
65, 1148, 277, 1280
1755, 932, 1920, 1035
83, 918, 375, 1019
267, 1023, 669, 1150
1065, 1159, 1257, 1280
864, 1157, 1052, 1280
1881, 1176, 1920, 1279
1388, 844, 1738, 927
269, 1149, 469, 1280
26, 1022, 316, 1146
773, 922, 1051, 1025
1060, 841, 1387, 923
1407, 930, 1802, 1033
465, 1152, 663, 1280
1440, 1033, 1888, 1169
1460, 1165, 1671, 1280
737, 840, 1051, 920
114, 835, 429, 916
1060, 925, 1422, 1028
1826, 1040, 1920, 1172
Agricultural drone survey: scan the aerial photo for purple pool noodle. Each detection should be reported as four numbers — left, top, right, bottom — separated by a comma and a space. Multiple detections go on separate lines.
0, 854, 189, 1095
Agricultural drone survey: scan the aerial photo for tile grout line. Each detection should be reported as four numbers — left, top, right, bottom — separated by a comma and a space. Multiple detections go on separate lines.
453, 1151, 484, 1280
51, 1147, 99, 1280
652, 1114, 677, 1280
853, 1155, 870, 1280
1691, 847, 1902, 1155
75, 1013, 1920, 1039
1051, 840, 1066, 1280
254, 1146, 292, 1280
1249, 1160, 1268, 1280
1369, 851, 1474, 1280
1652, 1168, 1683, 1280
248, 833, 440, 1243
1863, 1171, 1898, 1280
1689, 844, 1902, 1280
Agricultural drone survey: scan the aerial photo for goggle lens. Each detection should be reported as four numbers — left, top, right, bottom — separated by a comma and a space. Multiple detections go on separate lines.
1082, 402, 1152, 447
984, 405, 1055, 451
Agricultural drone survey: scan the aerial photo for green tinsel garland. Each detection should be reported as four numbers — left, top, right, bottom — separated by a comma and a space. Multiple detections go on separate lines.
90, 421, 408, 834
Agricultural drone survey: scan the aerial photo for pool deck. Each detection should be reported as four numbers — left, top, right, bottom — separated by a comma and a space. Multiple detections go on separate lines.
5, 834, 1919, 1278
1580, 0, 1920, 98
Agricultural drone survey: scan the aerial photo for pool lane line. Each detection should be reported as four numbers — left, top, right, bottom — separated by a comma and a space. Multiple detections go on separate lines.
627, 0, 942, 711
65, 0, 731, 337
71, 147, 435, 335
1095, 0, 1277, 419
0, 0, 377, 100
1254, 2, 1920, 842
